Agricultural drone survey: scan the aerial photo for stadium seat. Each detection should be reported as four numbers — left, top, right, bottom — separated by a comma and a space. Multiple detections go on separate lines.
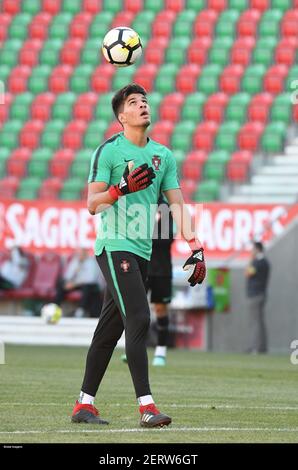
271, 0, 291, 11
62, 120, 88, 150
40, 120, 65, 150
150, 121, 174, 147
0, 93, 13, 124
203, 93, 229, 123
48, 64, 73, 93
263, 64, 288, 94
165, 37, 191, 66
171, 121, 196, 152
215, 121, 240, 152
94, 92, 114, 121
146, 92, 162, 122
155, 64, 179, 95
193, 9, 218, 37
159, 93, 184, 122
247, 92, 273, 123
48, 13, 72, 40
173, 10, 196, 37
39, 39, 63, 67
17, 176, 42, 200
179, 179, 197, 201
0, 120, 23, 150
60, 177, 86, 200
8, 65, 31, 94
105, 120, 123, 139
144, 37, 168, 65
204, 150, 230, 182
28, 65, 52, 94
39, 177, 62, 200
19, 39, 43, 67
49, 149, 75, 178
187, 37, 211, 66
91, 64, 115, 93
261, 121, 287, 153
42, 0, 62, 15
28, 12, 52, 40
151, 10, 176, 38
215, 9, 240, 37
241, 64, 266, 94
132, 11, 155, 41
176, 64, 201, 94
193, 121, 219, 152
219, 64, 244, 95
112, 66, 136, 92
181, 92, 206, 122
237, 9, 261, 37
32, 252, 61, 298
197, 64, 222, 96
52, 92, 76, 121
193, 180, 220, 202
209, 37, 233, 67
0, 39, 23, 68
230, 37, 255, 66
238, 121, 265, 151
82, 0, 102, 14
181, 159, 203, 181
10, 92, 33, 122
226, 159, 250, 183
69, 12, 92, 39
124, 0, 143, 13
0, 13, 12, 42
280, 10, 298, 37
27, 148, 52, 179
19, 120, 44, 150
73, 92, 98, 121
60, 38, 84, 66
275, 38, 298, 67
258, 10, 282, 37
31, 92, 55, 121
89, 12, 113, 39
271, 93, 292, 124
251, 0, 270, 11
3, 0, 21, 14
0, 176, 19, 199
6, 148, 31, 178
70, 64, 93, 93
133, 64, 158, 93
8, 13, 31, 41
225, 92, 250, 123
252, 37, 277, 67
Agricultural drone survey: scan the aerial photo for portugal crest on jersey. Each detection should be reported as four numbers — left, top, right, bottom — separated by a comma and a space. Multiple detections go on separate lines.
120, 259, 130, 273
152, 155, 161, 171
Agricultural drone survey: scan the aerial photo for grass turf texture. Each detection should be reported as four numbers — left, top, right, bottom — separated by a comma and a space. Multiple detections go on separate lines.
0, 345, 297, 444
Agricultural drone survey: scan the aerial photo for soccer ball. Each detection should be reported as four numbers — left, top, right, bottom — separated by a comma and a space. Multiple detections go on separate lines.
41, 303, 62, 325
102, 27, 142, 67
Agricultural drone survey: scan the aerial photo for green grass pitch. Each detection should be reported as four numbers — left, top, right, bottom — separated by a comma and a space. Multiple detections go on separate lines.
0, 345, 297, 444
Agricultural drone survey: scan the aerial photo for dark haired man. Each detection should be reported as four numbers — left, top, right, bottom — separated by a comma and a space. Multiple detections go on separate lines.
71, 84, 206, 427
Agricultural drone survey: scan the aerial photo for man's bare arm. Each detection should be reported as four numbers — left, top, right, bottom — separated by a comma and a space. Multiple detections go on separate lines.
87, 182, 116, 215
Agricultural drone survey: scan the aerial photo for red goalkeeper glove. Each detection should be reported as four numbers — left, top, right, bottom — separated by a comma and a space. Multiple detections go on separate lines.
108, 163, 156, 200
183, 240, 206, 287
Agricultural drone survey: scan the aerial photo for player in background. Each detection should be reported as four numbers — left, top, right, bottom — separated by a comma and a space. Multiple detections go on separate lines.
71, 84, 206, 428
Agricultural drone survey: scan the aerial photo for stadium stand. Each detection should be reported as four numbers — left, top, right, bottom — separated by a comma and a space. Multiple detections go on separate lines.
0, 0, 297, 204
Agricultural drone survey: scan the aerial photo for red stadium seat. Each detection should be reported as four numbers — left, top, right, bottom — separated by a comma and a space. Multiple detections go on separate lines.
238, 121, 264, 151
181, 160, 203, 181
251, 0, 269, 11
50, 149, 74, 178
219, 64, 244, 95
193, 10, 218, 37
19, 120, 44, 150
8, 66, 31, 94
187, 37, 211, 66
39, 178, 63, 200
179, 179, 197, 201
193, 121, 219, 152
133, 64, 158, 93
230, 37, 255, 66
19, 39, 43, 67
111, 11, 134, 29
203, 92, 229, 123
263, 64, 288, 95
150, 121, 174, 147
42, 0, 62, 15
69, 12, 92, 40
281, 10, 298, 38
31, 92, 56, 121
28, 12, 52, 40
144, 37, 168, 65
208, 0, 227, 12
226, 160, 250, 183
32, 252, 61, 298
186, 150, 208, 164
2, 0, 21, 14
62, 120, 88, 150
48, 65, 73, 94
90, 64, 115, 93
82, 0, 102, 14
247, 93, 274, 123
0, 93, 13, 125
159, 93, 184, 122
0, 176, 19, 200
165, 0, 185, 12
124, 0, 143, 13
231, 150, 253, 164
60, 38, 84, 66
6, 148, 32, 178
73, 92, 98, 121
105, 120, 123, 139
152, 11, 176, 38
237, 9, 261, 37
176, 64, 201, 94
0, 13, 12, 42
275, 38, 298, 66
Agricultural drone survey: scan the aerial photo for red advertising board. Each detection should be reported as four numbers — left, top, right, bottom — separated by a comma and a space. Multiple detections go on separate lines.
0, 201, 297, 259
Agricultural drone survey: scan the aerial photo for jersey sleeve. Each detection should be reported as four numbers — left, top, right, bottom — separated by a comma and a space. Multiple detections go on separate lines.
88, 145, 113, 184
161, 150, 180, 192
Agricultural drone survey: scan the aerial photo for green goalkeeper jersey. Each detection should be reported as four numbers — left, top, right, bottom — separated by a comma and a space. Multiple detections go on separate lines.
88, 132, 180, 260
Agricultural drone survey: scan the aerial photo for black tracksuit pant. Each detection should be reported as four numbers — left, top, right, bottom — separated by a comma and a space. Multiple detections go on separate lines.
81, 250, 151, 399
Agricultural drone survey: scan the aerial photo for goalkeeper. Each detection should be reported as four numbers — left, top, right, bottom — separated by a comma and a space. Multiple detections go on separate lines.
71, 84, 206, 428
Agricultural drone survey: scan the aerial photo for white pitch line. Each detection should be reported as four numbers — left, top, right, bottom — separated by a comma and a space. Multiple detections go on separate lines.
0, 427, 298, 435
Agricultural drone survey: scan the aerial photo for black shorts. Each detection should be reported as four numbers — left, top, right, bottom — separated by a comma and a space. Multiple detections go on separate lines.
146, 276, 172, 304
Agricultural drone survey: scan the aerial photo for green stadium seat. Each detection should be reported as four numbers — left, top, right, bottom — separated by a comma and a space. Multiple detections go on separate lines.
27, 160, 49, 178
112, 66, 137, 91
94, 92, 114, 121
261, 122, 287, 153
27, 65, 51, 94
146, 92, 162, 122
48, 13, 72, 40
8, 13, 31, 40
52, 93, 76, 121
229, 0, 248, 11
62, 0, 82, 14
84, 121, 108, 148
204, 150, 230, 182
181, 93, 206, 122
0, 120, 22, 150
241, 64, 266, 94
172, 150, 185, 174
60, 178, 85, 200
39, 39, 63, 67
193, 180, 220, 202
10, 93, 33, 121
0, 39, 22, 67
197, 65, 222, 96
208, 37, 233, 66
165, 37, 191, 66
75, 149, 93, 161
252, 37, 277, 66
271, 0, 291, 11
171, 121, 196, 152
271, 93, 292, 123
225, 93, 250, 123
22, 0, 40, 14
81, 39, 103, 66
215, 122, 241, 152
155, 64, 179, 95
258, 10, 283, 37
0, 148, 10, 178
70, 65, 93, 93
186, 0, 205, 12
70, 160, 90, 179
17, 188, 39, 200
215, 10, 240, 37
17, 177, 41, 199
40, 120, 65, 150
132, 11, 155, 40
144, 0, 164, 13
173, 10, 196, 37
89, 12, 113, 39
103, 0, 123, 13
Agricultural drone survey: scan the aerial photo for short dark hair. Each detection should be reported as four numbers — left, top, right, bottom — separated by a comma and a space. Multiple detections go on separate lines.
112, 83, 147, 120
254, 241, 264, 252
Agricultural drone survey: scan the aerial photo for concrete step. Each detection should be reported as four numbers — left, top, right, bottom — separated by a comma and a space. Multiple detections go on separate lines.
285, 146, 298, 156
238, 185, 298, 196
258, 166, 298, 176
272, 156, 298, 165
251, 175, 298, 185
